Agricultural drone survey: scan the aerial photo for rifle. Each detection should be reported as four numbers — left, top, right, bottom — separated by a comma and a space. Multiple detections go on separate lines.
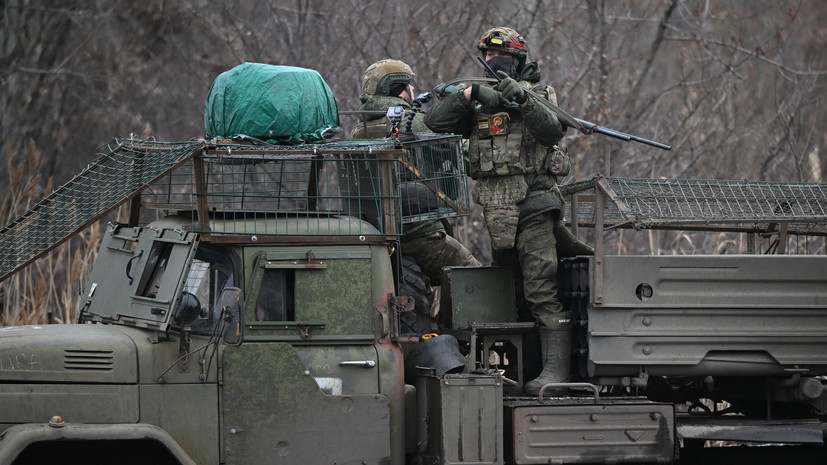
477, 57, 671, 151
571, 118, 671, 151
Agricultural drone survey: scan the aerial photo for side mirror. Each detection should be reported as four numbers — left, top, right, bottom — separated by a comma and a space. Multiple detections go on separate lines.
219, 287, 244, 346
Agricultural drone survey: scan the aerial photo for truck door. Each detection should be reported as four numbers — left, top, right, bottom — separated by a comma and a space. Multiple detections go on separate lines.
221, 246, 393, 465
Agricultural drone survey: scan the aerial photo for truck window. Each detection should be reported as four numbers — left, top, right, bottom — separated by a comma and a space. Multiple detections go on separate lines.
254, 269, 294, 321
244, 248, 372, 337
184, 246, 237, 334
138, 241, 174, 298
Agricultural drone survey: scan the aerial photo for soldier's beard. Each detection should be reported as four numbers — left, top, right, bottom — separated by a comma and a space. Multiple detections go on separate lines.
486, 56, 514, 77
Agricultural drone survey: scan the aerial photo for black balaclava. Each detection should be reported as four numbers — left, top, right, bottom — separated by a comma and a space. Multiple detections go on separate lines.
486, 56, 514, 77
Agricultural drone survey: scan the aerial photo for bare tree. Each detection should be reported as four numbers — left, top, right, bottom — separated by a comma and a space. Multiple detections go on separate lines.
1, 0, 824, 262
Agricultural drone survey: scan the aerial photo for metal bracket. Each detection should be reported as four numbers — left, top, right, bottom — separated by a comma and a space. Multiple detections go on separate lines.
388, 294, 415, 312
387, 293, 415, 341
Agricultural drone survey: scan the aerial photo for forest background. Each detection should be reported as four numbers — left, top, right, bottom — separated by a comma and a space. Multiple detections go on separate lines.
1, 0, 825, 324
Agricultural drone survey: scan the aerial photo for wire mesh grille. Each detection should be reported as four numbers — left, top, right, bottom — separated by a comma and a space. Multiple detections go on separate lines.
0, 138, 204, 281
0, 135, 468, 281
145, 135, 469, 236
397, 136, 469, 224
561, 176, 827, 235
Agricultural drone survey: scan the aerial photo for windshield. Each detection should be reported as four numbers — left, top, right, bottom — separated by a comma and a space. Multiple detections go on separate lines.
183, 246, 237, 335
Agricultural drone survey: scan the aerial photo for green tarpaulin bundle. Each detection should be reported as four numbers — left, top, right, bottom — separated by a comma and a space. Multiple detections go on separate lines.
204, 62, 340, 145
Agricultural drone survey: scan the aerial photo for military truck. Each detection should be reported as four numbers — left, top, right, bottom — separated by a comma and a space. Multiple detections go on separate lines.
0, 130, 826, 464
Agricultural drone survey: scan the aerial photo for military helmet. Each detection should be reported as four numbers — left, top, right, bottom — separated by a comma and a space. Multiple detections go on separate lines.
361, 59, 415, 96
477, 27, 528, 58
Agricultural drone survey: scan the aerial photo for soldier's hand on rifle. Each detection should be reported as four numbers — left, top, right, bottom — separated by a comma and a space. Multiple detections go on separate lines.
469, 84, 507, 112
495, 71, 528, 105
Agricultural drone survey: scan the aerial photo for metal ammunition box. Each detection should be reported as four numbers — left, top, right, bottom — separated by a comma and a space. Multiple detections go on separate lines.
504, 397, 674, 464
422, 373, 504, 464
440, 266, 516, 329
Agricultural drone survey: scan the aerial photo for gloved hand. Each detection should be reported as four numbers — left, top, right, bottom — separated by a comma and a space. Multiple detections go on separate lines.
470, 84, 505, 111
433, 82, 462, 96
495, 71, 528, 104
548, 146, 571, 176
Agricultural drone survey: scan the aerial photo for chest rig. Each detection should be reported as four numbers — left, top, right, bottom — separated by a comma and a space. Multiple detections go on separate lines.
466, 84, 554, 180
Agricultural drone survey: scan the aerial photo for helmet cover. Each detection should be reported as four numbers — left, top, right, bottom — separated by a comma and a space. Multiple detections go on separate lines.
477, 27, 528, 58
361, 59, 415, 95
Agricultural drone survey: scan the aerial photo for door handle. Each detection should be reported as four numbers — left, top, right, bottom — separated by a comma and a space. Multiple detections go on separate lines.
338, 360, 376, 368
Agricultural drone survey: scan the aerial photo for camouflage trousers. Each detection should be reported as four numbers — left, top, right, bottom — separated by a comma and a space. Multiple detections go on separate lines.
402, 230, 480, 286
502, 211, 573, 330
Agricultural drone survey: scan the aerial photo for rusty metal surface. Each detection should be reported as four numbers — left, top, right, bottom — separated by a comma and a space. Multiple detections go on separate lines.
676, 414, 824, 444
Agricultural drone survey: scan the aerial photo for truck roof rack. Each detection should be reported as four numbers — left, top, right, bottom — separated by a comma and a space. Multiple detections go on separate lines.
0, 139, 203, 283
561, 176, 827, 236
0, 135, 469, 282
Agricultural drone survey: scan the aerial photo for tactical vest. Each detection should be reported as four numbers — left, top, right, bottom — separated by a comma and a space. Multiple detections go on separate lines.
467, 83, 558, 181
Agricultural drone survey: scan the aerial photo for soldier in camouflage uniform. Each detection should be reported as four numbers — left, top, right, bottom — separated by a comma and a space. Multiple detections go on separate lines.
352, 59, 480, 286
351, 59, 428, 139
425, 28, 593, 395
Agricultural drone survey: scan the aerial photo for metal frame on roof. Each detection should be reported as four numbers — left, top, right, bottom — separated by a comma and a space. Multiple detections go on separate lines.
560, 176, 827, 298
561, 176, 827, 236
0, 135, 468, 282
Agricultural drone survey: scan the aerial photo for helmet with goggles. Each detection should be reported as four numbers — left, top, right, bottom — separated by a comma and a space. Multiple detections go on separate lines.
361, 59, 414, 96
477, 27, 528, 58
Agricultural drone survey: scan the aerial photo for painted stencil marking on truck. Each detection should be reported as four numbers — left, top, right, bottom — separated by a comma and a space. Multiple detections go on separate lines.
0, 352, 41, 371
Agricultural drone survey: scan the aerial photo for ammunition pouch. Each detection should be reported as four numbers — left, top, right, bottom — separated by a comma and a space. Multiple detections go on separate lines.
468, 111, 561, 179
350, 118, 393, 139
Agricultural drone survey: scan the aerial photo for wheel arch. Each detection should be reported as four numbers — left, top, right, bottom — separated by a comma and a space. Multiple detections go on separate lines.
0, 422, 197, 465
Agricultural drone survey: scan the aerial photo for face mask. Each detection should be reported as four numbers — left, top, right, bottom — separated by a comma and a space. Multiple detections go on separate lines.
486, 56, 514, 77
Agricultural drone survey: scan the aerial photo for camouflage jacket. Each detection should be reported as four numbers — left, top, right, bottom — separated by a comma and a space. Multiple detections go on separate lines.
424, 62, 568, 222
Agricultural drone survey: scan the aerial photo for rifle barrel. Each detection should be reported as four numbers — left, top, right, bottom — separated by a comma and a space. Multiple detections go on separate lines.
476, 57, 672, 151
574, 118, 671, 151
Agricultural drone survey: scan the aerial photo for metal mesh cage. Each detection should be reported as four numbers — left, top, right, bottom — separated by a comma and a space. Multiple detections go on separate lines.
561, 176, 827, 236
144, 135, 469, 236
0, 135, 469, 281
0, 138, 203, 282
396, 136, 468, 224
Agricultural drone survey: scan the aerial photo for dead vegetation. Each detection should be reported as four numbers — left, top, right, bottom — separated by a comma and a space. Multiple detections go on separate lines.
0, 140, 103, 326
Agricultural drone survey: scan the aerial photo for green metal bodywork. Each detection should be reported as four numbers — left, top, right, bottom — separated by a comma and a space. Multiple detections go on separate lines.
587, 254, 827, 377
222, 343, 392, 464
0, 213, 406, 464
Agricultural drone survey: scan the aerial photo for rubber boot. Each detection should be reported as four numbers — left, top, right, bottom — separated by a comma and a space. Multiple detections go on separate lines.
524, 326, 572, 396
554, 220, 594, 258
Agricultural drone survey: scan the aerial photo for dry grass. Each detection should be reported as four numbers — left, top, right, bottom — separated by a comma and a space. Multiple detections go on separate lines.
0, 140, 104, 327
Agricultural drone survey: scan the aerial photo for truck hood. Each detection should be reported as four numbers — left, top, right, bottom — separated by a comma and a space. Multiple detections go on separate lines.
0, 324, 137, 383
